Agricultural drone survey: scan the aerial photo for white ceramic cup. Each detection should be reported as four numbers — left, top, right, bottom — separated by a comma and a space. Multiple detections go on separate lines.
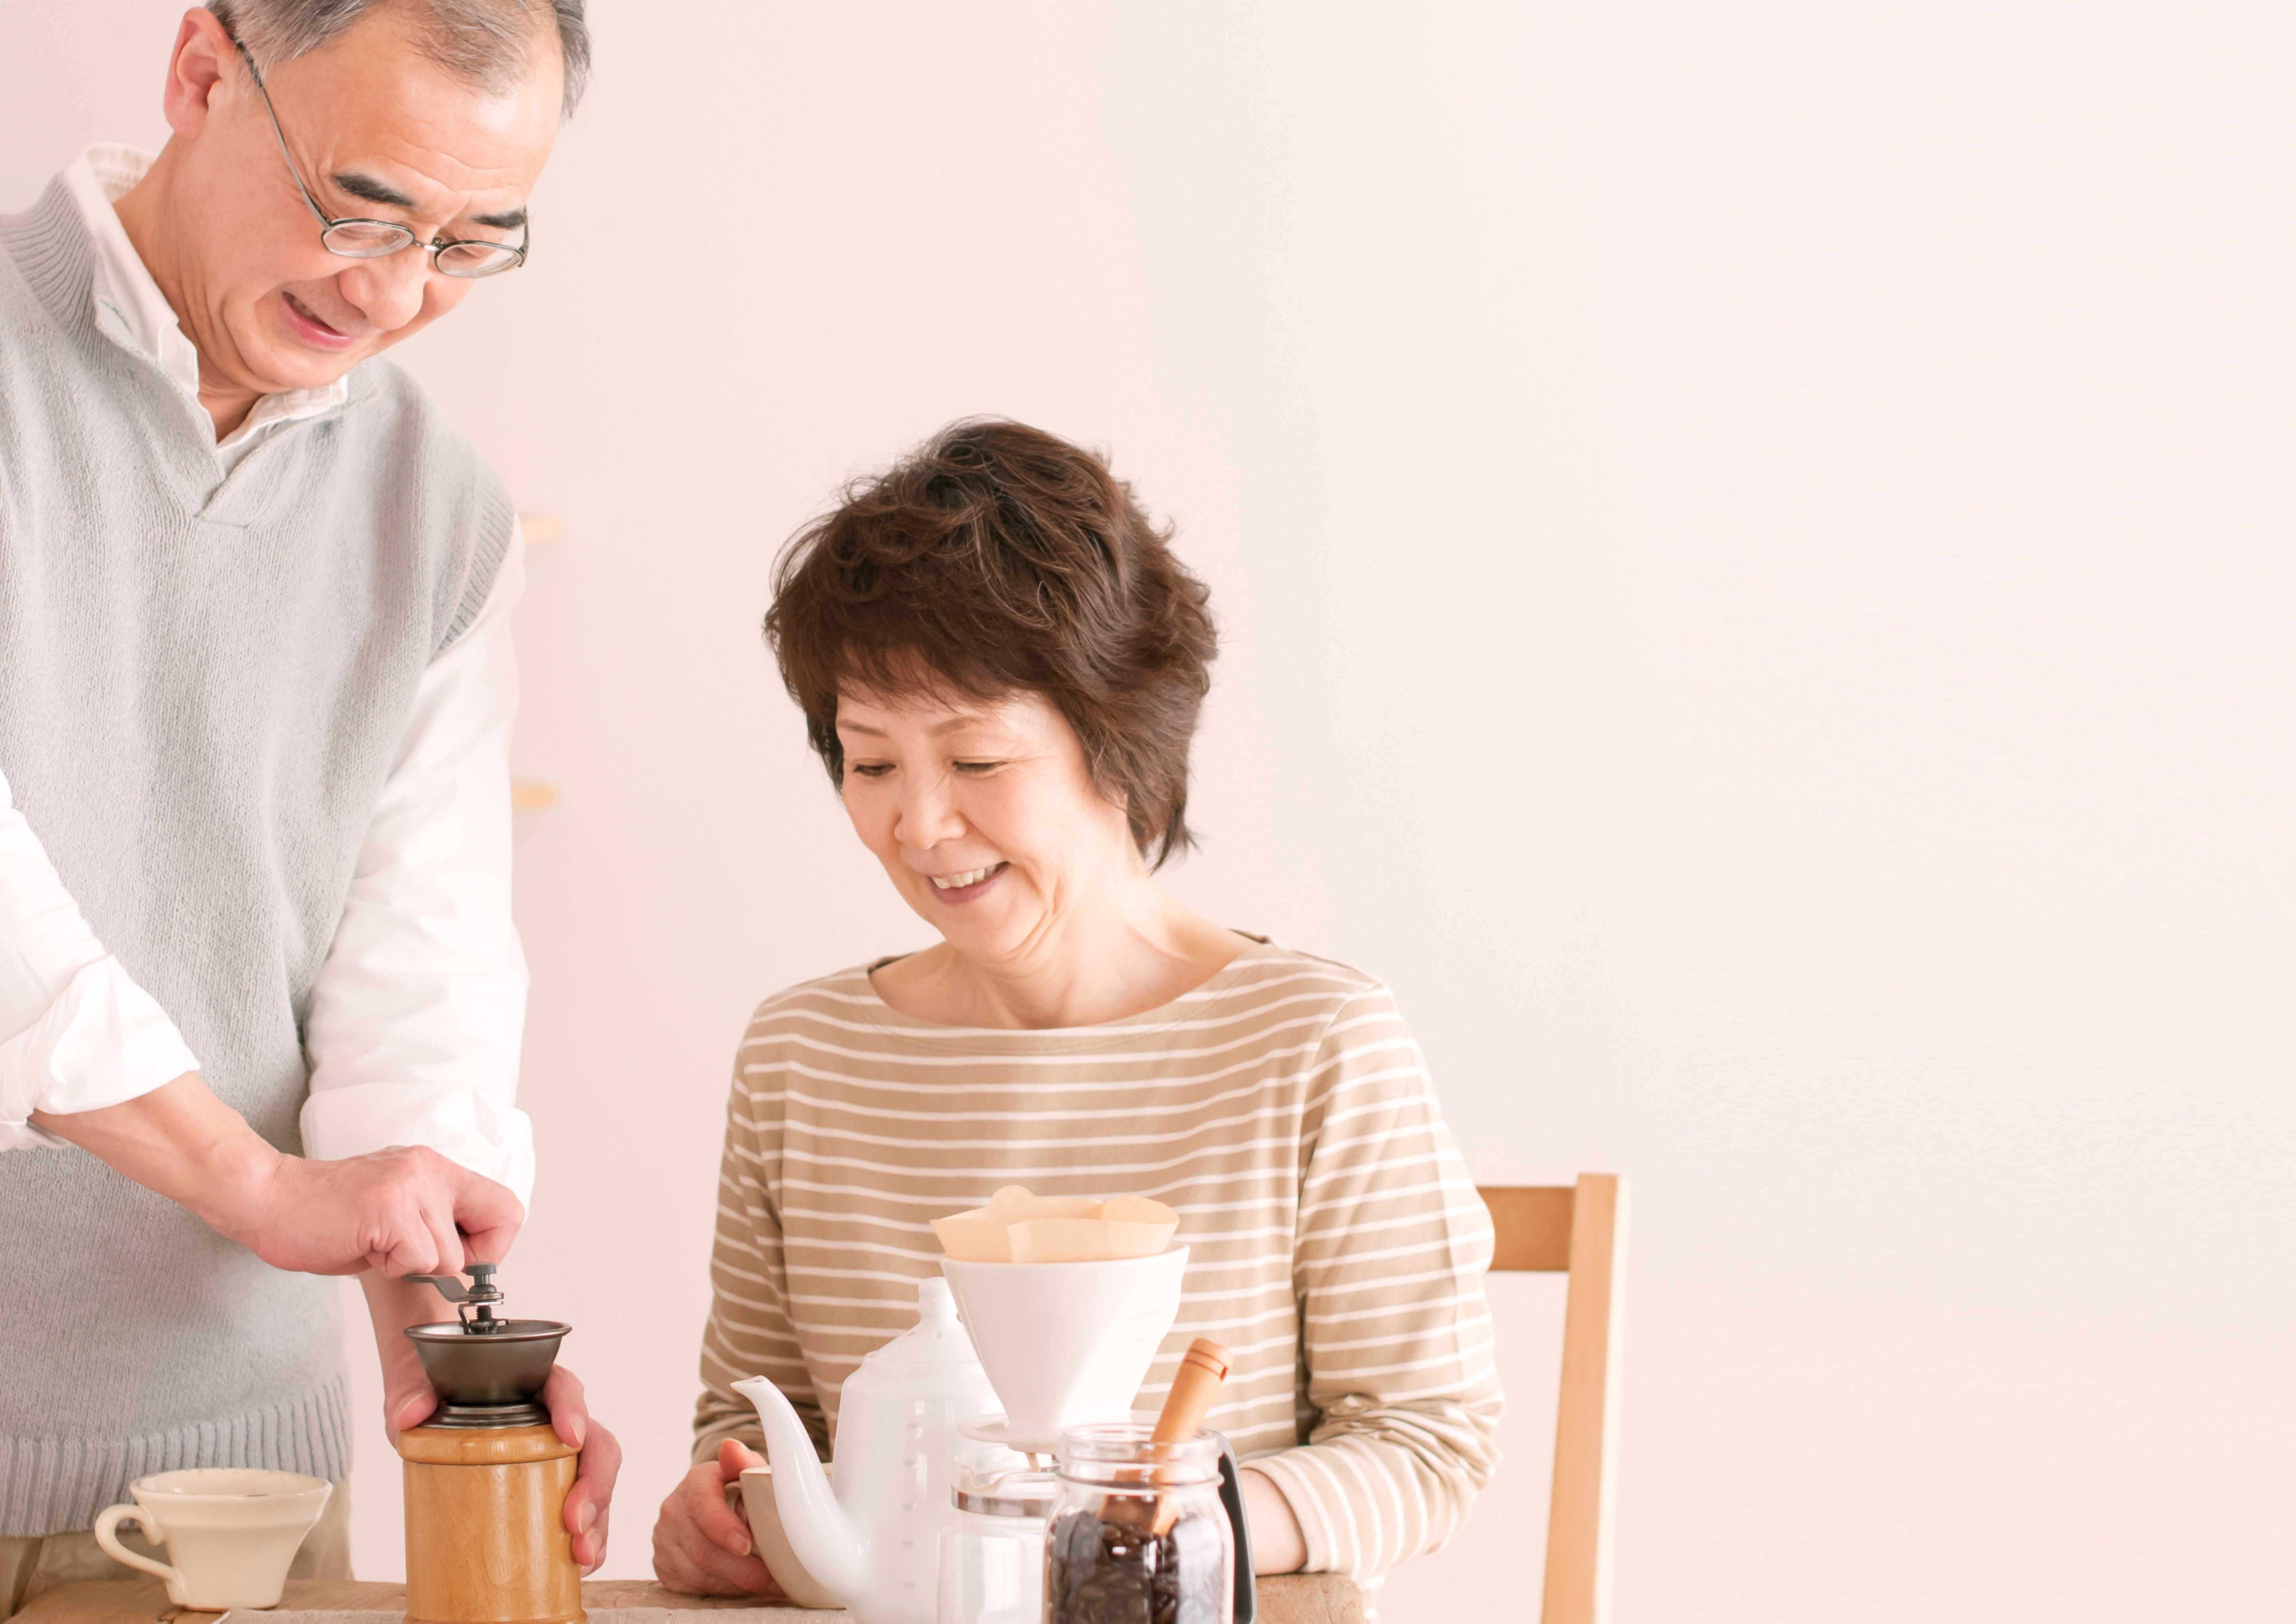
738, 1464, 843, 1609
939, 1248, 1189, 1449
92, 1468, 332, 1611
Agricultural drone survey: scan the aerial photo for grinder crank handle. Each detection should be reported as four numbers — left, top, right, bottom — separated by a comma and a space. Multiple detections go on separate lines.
403, 1261, 502, 1309
402, 1268, 505, 1332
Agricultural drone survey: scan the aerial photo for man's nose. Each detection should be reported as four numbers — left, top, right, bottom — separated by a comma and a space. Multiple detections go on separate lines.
334, 246, 432, 332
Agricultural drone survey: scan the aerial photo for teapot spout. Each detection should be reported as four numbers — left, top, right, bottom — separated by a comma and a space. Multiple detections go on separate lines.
731, 1376, 868, 1603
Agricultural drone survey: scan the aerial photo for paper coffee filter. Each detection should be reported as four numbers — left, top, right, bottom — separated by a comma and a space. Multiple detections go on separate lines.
931, 1185, 1179, 1262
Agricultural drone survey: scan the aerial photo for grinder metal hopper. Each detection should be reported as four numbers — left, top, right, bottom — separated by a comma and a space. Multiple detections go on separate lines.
402, 1262, 571, 1430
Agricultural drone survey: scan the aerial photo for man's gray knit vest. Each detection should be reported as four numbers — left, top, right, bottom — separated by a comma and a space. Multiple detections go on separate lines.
0, 177, 513, 1537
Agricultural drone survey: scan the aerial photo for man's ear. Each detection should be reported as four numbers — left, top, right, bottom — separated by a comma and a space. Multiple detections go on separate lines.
160, 7, 240, 140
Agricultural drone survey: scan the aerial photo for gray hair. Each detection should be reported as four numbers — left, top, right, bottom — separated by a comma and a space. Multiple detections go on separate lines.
207, 0, 591, 113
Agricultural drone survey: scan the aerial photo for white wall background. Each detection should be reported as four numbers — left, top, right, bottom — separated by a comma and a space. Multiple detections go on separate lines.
4, 4, 2291, 1620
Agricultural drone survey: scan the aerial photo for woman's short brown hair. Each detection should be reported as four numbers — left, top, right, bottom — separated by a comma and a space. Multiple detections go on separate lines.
765, 419, 1218, 869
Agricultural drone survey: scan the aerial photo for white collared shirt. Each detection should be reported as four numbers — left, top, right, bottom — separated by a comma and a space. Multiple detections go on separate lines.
0, 147, 535, 1204
65, 143, 350, 473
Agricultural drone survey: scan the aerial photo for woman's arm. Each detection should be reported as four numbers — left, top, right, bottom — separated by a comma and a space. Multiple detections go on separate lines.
1240, 1467, 1309, 1574
655, 1049, 813, 1596
691, 1061, 824, 1463
1246, 987, 1504, 1582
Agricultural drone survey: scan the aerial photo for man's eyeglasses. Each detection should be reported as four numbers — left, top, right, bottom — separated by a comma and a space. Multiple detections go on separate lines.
235, 40, 528, 279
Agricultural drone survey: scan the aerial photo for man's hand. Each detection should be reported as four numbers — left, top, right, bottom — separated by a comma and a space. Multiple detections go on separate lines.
35, 1073, 523, 1275
362, 1276, 622, 1573
546, 1365, 622, 1573
653, 1439, 783, 1597
248, 1142, 522, 1276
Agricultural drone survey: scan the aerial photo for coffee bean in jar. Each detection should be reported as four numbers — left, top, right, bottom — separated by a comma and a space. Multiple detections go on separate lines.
1047, 1425, 1234, 1624
1048, 1503, 1228, 1624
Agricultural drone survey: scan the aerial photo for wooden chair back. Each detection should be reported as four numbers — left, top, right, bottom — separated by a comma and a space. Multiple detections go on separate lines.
1478, 1175, 1629, 1624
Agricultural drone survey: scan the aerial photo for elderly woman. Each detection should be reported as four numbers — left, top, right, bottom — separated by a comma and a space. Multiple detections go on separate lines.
650, 420, 1499, 1594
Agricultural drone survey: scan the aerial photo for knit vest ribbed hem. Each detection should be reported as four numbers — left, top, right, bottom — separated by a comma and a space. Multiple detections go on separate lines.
0, 1376, 351, 1539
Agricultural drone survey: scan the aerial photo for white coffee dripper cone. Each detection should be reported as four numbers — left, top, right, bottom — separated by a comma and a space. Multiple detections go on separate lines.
939, 1248, 1189, 1452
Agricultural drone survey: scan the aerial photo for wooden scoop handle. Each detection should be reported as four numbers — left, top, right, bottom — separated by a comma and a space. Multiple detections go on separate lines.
1152, 1339, 1232, 1443
1141, 1339, 1232, 1536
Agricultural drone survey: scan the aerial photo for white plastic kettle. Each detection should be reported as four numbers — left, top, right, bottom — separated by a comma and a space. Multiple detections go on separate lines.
734, 1278, 1001, 1624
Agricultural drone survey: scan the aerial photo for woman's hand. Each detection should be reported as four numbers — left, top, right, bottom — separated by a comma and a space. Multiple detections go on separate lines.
652, 1439, 783, 1597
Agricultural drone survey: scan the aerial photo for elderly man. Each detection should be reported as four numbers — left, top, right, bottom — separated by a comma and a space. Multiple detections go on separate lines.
0, 2, 618, 1611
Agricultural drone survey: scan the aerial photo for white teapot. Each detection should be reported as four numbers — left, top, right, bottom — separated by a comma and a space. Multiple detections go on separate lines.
734, 1278, 1000, 1624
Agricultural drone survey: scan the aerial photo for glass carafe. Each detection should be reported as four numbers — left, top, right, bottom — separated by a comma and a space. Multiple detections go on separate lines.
1046, 1424, 1233, 1624
938, 1447, 1056, 1624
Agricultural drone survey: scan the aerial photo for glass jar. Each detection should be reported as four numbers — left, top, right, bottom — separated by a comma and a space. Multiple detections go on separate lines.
938, 1447, 1057, 1624
1046, 1424, 1233, 1624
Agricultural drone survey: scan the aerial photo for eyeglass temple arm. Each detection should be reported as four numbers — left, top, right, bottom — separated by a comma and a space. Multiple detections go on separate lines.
235, 39, 338, 234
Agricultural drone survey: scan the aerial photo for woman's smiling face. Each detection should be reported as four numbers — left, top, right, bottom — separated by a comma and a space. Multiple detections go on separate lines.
836, 686, 1139, 963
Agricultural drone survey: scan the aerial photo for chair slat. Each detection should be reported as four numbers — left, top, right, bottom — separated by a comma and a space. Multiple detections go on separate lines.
1478, 1185, 1575, 1272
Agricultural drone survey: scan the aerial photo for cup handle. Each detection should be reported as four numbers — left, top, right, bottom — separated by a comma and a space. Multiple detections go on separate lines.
93, 1505, 181, 1589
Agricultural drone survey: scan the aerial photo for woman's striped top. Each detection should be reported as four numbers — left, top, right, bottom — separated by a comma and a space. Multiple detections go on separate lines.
692, 937, 1502, 1581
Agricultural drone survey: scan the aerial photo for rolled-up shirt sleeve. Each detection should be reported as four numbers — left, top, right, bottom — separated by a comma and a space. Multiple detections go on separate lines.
300, 534, 535, 1205
0, 768, 200, 1148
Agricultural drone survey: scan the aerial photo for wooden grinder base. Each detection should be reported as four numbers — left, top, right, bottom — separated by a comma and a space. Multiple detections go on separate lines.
398, 1424, 584, 1624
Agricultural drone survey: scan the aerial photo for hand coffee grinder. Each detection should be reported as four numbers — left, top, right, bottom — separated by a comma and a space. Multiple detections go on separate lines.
399, 1265, 584, 1624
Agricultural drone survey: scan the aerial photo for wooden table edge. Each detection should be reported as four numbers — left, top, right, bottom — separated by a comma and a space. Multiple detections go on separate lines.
17, 1571, 1366, 1624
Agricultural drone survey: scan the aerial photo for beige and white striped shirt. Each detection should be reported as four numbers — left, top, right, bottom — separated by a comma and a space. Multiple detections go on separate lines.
693, 938, 1501, 1580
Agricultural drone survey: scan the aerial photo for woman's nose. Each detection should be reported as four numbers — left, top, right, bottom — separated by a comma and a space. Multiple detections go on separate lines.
893, 780, 966, 848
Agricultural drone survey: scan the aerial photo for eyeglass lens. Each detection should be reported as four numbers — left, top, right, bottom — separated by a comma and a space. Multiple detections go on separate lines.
318, 220, 521, 276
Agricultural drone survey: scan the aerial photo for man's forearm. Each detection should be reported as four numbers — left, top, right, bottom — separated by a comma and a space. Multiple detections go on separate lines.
32, 1071, 284, 1242
35, 1076, 525, 1278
